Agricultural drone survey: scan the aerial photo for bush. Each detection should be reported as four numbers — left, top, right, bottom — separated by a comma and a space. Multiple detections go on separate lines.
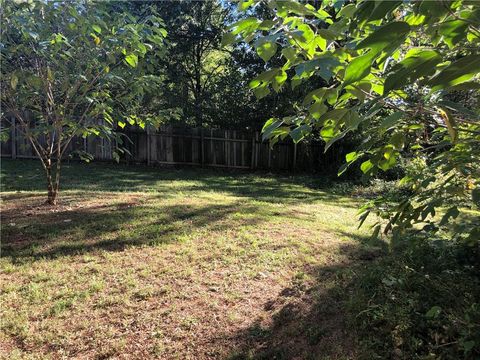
349, 240, 480, 359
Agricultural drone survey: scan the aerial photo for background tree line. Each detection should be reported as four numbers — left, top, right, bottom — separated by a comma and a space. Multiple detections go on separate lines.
110, 0, 333, 131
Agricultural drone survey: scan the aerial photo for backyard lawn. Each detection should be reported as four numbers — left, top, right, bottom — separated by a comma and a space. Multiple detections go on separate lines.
0, 159, 379, 359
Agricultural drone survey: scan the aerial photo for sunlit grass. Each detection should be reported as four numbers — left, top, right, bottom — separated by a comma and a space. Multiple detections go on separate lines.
0, 159, 377, 359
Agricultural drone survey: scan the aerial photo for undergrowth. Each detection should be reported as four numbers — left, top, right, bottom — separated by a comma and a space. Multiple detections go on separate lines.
349, 239, 480, 359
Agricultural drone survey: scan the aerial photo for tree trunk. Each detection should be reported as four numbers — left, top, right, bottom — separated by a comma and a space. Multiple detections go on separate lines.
47, 186, 57, 205
45, 160, 59, 205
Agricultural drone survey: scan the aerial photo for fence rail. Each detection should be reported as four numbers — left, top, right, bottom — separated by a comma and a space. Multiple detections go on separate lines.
1, 125, 350, 173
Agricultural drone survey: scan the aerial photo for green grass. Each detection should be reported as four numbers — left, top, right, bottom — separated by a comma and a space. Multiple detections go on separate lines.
1, 158, 351, 200
1, 159, 380, 359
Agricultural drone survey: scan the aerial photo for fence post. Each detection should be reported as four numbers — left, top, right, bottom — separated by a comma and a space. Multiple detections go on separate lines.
233, 130, 237, 167
165, 125, 174, 163
201, 128, 205, 167
250, 132, 255, 169
225, 130, 229, 167
11, 117, 17, 159
211, 129, 216, 165
293, 142, 297, 173
146, 127, 151, 165
241, 133, 245, 167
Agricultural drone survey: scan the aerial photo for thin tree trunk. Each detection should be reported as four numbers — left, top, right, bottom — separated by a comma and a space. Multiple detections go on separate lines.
45, 159, 57, 205
53, 133, 62, 205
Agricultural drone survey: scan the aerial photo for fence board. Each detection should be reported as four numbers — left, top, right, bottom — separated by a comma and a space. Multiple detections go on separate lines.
1, 124, 352, 173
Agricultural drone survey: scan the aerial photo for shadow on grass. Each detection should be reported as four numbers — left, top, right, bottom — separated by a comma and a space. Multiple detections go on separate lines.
225, 239, 480, 360
335, 230, 389, 255
1, 199, 265, 261
225, 258, 366, 360
1, 159, 356, 206
224, 238, 389, 359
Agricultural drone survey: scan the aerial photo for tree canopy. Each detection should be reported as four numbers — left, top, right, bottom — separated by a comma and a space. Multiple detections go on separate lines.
225, 0, 480, 242
1, 0, 167, 203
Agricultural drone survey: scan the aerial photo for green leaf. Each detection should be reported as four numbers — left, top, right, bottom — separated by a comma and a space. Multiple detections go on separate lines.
315, 36, 327, 51
337, 4, 356, 18
438, 100, 478, 118
446, 81, 480, 91
405, 13, 426, 26
250, 68, 277, 88
318, 108, 349, 125
338, 151, 360, 176
338, 163, 349, 176
428, 55, 480, 91
344, 51, 376, 86
274, 0, 316, 17
272, 69, 287, 92
238, 0, 254, 11
418, 1, 449, 19
378, 147, 397, 171
368, 1, 402, 20
295, 54, 340, 81
112, 151, 120, 163
125, 54, 138, 68
389, 132, 405, 150
370, 224, 381, 241
462, 340, 476, 354
158, 28, 168, 37
256, 40, 277, 63
356, 22, 410, 56
439, 19, 468, 48
319, 124, 335, 139
358, 210, 371, 228
282, 47, 296, 63
380, 111, 404, 131
253, 86, 270, 99
426, 306, 442, 319
384, 49, 442, 94
344, 110, 362, 131
317, 29, 339, 40
302, 88, 327, 106
290, 124, 311, 143
324, 131, 348, 152
346, 151, 358, 163
262, 118, 283, 140
309, 102, 327, 119
407, 124, 424, 130
439, 206, 460, 226
92, 24, 102, 34
259, 20, 276, 30
230, 17, 260, 36
360, 160, 374, 174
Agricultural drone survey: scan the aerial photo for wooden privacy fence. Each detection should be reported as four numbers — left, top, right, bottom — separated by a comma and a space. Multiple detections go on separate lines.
1, 125, 349, 172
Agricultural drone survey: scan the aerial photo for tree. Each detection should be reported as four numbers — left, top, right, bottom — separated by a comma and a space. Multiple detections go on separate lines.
155, 0, 230, 127
1, 0, 167, 204
226, 0, 480, 242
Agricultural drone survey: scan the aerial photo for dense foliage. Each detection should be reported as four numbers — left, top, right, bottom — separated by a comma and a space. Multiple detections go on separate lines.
350, 240, 480, 359
226, 0, 480, 244
1, 0, 166, 203
226, 2, 480, 357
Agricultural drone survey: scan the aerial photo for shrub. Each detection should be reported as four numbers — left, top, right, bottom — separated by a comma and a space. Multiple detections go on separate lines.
349, 240, 480, 359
